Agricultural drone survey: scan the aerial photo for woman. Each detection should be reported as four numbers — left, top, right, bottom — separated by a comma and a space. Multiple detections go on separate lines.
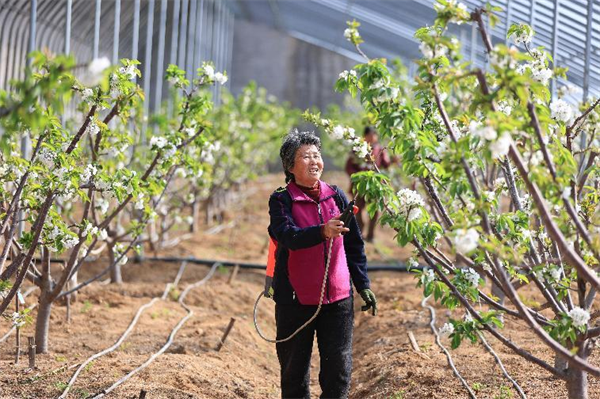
268, 128, 377, 399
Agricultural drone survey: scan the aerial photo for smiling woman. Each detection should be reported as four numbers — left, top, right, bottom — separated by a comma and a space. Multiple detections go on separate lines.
289, 144, 324, 187
267, 128, 377, 399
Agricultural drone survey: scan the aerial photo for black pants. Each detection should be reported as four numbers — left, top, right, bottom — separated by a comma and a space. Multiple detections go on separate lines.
275, 297, 354, 399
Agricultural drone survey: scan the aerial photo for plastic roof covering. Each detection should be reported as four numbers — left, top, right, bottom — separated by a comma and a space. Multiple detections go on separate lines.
0, 0, 598, 104
231, 0, 600, 101
0, 0, 235, 111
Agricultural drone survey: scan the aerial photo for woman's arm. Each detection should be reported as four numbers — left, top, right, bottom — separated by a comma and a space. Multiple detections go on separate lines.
337, 189, 371, 291
268, 192, 325, 251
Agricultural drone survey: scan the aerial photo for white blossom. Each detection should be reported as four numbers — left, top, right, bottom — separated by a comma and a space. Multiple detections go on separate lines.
567, 307, 590, 328
530, 150, 544, 166
214, 72, 228, 85
408, 257, 420, 269
81, 88, 94, 102
331, 125, 345, 140
81, 164, 98, 182
454, 228, 479, 254
558, 84, 583, 98
135, 195, 145, 210
419, 42, 447, 59
63, 235, 80, 249
204, 64, 215, 80
353, 141, 369, 159
99, 229, 108, 241
512, 31, 532, 46
490, 47, 516, 69
339, 70, 357, 80
407, 207, 422, 222
47, 226, 61, 240
38, 148, 55, 168
96, 198, 109, 214
498, 101, 512, 116
550, 99, 574, 123
421, 268, 435, 286
344, 28, 360, 43
471, 122, 497, 141
163, 144, 177, 158
463, 267, 481, 287
490, 133, 512, 159
397, 189, 425, 220
562, 186, 572, 199
439, 322, 455, 337
185, 216, 194, 225
150, 136, 168, 149
184, 127, 196, 137
119, 64, 137, 80
531, 67, 552, 85
87, 119, 100, 136
548, 267, 562, 282
82, 57, 111, 87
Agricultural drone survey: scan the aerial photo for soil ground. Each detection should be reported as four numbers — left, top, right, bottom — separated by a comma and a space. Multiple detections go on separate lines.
1, 172, 600, 399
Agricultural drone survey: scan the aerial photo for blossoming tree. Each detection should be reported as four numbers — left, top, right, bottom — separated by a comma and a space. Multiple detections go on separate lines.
0, 55, 225, 353
308, 2, 600, 397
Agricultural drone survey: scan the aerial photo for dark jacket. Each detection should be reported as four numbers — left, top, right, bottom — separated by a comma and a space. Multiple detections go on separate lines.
268, 180, 370, 305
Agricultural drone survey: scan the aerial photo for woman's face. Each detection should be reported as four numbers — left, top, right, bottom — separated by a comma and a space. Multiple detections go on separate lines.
290, 144, 323, 186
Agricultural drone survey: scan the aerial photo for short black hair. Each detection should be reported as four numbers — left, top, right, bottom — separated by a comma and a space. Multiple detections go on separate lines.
364, 126, 377, 136
279, 128, 321, 183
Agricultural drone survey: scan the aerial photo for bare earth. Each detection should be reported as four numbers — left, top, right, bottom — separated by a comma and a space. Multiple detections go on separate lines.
1, 172, 599, 399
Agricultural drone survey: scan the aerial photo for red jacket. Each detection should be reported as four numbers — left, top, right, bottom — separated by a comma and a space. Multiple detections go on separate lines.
345, 143, 391, 175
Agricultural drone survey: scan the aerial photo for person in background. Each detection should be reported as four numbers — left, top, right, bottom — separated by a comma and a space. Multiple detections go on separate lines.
345, 126, 392, 242
268, 128, 377, 399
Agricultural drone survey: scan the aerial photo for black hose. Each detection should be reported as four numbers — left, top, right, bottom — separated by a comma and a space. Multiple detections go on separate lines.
142, 255, 423, 272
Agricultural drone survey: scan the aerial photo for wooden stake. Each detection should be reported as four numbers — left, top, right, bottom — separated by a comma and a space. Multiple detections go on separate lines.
227, 265, 240, 285
28, 336, 36, 369
216, 318, 236, 351
66, 294, 71, 324
138, 389, 147, 399
15, 295, 20, 364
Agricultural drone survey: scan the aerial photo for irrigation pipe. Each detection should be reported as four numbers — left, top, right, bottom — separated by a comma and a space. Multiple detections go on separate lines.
57, 262, 189, 399
421, 295, 477, 399
90, 262, 220, 399
144, 255, 422, 272
477, 331, 527, 399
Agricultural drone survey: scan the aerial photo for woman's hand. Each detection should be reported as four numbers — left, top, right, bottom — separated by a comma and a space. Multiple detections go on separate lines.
322, 217, 350, 239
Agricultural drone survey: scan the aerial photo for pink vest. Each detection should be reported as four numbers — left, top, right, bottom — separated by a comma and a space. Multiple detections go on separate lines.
286, 181, 352, 305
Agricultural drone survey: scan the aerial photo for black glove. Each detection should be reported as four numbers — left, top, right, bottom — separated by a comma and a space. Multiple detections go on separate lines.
359, 289, 377, 316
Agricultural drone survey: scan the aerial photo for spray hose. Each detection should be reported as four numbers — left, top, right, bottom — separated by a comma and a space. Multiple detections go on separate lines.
253, 237, 334, 343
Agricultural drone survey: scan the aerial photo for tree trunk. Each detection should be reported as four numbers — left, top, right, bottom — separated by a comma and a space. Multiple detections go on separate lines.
190, 199, 199, 233
66, 270, 78, 302
555, 354, 568, 373
35, 292, 53, 354
565, 343, 590, 399
108, 243, 122, 284
566, 365, 588, 399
